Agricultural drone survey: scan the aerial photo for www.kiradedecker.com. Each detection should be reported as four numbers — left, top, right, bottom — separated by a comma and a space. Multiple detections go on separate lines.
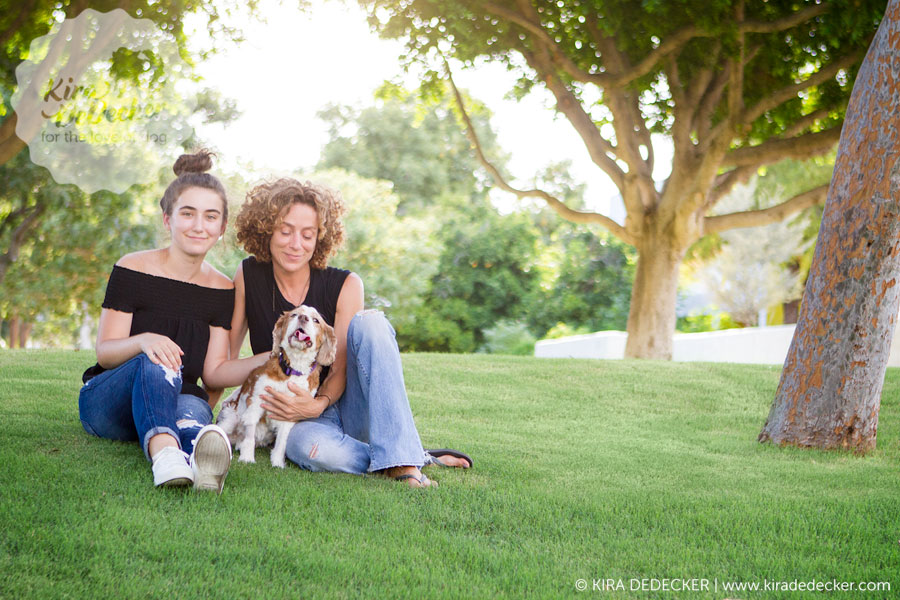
720, 579, 890, 593
577, 578, 891, 593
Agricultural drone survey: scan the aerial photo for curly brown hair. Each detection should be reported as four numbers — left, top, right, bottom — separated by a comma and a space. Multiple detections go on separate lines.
235, 178, 346, 270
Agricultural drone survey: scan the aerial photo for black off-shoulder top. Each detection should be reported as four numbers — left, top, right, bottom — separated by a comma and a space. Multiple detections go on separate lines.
82, 265, 235, 401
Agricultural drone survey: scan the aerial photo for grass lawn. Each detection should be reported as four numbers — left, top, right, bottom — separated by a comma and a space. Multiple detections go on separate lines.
1, 350, 898, 599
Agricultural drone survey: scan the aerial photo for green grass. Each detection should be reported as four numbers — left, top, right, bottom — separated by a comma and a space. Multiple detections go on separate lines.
1, 350, 898, 599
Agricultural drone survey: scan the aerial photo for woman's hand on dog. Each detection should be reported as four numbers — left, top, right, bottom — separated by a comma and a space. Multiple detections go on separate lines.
139, 333, 184, 370
260, 383, 328, 421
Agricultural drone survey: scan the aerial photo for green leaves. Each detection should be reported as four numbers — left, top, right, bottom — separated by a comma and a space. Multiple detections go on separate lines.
363, 0, 885, 145
0, 157, 157, 337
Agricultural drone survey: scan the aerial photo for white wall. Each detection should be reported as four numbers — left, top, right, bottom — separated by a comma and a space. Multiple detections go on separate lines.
534, 331, 629, 360
671, 325, 797, 364
535, 325, 900, 367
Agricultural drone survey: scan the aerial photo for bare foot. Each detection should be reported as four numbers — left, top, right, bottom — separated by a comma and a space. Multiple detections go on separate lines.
429, 455, 470, 468
425, 450, 472, 469
381, 466, 436, 488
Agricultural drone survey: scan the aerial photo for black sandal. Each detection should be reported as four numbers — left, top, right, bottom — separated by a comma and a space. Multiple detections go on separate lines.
425, 448, 473, 468
395, 472, 436, 487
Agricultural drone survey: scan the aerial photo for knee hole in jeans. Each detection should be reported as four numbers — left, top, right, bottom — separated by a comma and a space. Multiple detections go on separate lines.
136, 353, 182, 388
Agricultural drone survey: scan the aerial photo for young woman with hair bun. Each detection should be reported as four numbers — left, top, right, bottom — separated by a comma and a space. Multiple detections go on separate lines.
78, 150, 256, 493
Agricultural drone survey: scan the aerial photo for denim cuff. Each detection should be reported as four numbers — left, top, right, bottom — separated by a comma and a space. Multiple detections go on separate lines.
142, 426, 181, 462
367, 455, 427, 473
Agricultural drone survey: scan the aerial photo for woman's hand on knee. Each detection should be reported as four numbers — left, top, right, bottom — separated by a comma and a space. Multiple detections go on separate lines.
139, 333, 183, 370
261, 383, 328, 422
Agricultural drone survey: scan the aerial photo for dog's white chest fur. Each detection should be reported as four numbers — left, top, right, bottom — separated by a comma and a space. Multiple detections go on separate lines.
216, 305, 336, 468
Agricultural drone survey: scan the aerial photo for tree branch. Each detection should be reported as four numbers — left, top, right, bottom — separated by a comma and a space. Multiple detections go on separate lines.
609, 24, 700, 88
694, 61, 729, 149
0, 0, 38, 46
727, 1, 747, 132
444, 62, 635, 245
739, 3, 829, 34
632, 90, 654, 175
707, 165, 758, 210
667, 57, 698, 187
782, 108, 838, 138
493, 0, 698, 90
517, 48, 627, 191
573, 3, 827, 89
742, 53, 862, 124
724, 126, 842, 168
483, 0, 612, 86
604, 86, 651, 180
704, 184, 827, 234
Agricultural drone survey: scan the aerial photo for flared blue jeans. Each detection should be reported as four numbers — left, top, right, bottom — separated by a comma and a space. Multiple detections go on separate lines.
284, 310, 427, 473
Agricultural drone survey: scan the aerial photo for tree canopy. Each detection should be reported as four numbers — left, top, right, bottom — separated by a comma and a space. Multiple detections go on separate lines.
0, 1, 248, 344
362, 0, 887, 358
318, 83, 500, 214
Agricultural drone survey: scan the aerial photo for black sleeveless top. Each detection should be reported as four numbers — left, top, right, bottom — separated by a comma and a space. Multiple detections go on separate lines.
241, 256, 350, 381
82, 265, 235, 401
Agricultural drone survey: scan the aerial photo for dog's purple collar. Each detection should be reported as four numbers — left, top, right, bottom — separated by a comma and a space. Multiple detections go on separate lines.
279, 350, 316, 377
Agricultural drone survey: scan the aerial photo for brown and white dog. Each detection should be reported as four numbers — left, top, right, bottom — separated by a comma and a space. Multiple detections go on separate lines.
217, 305, 337, 468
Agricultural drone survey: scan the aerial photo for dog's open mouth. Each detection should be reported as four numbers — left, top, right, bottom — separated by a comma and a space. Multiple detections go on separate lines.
292, 326, 313, 348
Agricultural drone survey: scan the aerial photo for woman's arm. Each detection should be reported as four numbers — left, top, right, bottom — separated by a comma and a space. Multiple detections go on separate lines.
313, 272, 364, 406
229, 262, 250, 360
201, 262, 269, 392
95, 308, 183, 371
260, 272, 365, 421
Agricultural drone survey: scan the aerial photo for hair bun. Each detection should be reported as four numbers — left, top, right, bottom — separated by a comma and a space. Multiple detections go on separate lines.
173, 149, 215, 176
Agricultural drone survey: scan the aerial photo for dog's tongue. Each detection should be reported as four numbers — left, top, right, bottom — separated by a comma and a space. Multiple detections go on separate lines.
293, 328, 312, 346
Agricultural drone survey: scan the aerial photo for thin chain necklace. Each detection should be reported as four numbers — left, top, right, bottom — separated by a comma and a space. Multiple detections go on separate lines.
272, 270, 310, 312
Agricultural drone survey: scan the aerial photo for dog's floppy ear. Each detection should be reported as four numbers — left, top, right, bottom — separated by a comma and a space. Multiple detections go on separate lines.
316, 322, 337, 366
270, 310, 292, 356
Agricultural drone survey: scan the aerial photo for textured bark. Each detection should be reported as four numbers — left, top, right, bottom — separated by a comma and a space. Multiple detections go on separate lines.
8, 317, 32, 349
0, 201, 47, 287
624, 236, 686, 360
759, 1, 900, 452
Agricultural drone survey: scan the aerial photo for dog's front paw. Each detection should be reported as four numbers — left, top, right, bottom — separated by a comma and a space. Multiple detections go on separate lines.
271, 457, 286, 468
237, 453, 256, 464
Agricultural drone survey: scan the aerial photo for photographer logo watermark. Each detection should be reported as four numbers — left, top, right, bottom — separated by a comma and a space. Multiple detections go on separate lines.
12, 8, 195, 193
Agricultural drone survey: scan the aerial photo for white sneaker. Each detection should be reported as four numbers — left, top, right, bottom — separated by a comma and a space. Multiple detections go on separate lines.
152, 446, 194, 487
190, 424, 232, 494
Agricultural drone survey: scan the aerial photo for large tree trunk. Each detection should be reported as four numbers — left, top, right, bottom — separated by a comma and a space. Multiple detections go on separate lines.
0, 114, 26, 168
0, 201, 47, 287
759, 0, 900, 452
624, 234, 686, 360
8, 317, 32, 349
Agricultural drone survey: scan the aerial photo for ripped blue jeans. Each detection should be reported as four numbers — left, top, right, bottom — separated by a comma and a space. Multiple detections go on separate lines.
78, 354, 212, 461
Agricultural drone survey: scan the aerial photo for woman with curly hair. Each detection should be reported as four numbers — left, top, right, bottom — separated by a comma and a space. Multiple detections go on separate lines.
223, 177, 471, 487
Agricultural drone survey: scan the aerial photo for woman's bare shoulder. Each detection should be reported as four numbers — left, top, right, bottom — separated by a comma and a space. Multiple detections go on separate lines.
202, 262, 236, 290
115, 249, 163, 272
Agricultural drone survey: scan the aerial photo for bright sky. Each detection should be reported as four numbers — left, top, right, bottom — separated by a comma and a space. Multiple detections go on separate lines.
186, 0, 669, 218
